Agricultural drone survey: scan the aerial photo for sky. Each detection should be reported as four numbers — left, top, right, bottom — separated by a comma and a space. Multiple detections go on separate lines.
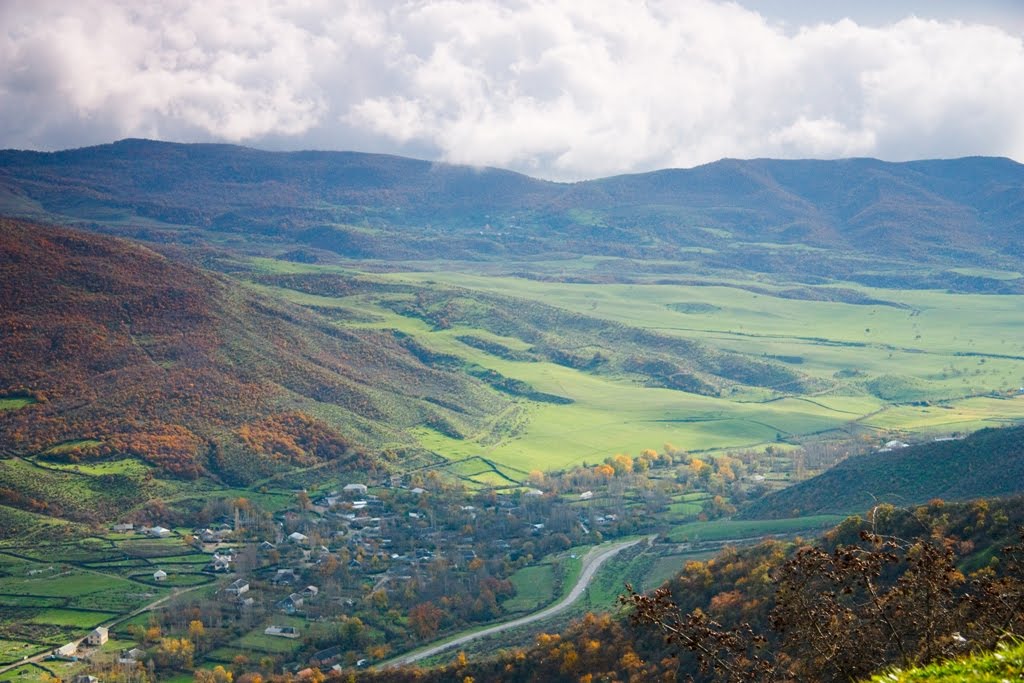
1, 0, 1023, 180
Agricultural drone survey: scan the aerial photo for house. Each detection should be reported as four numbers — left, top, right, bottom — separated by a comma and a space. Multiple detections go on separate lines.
74, 676, 99, 683
579, 491, 594, 500
264, 625, 300, 638
53, 642, 77, 658
226, 579, 249, 596
259, 541, 276, 552
343, 483, 368, 495
410, 487, 426, 495
153, 570, 168, 581
288, 531, 309, 544
111, 523, 134, 532
301, 585, 319, 598
86, 626, 108, 646
118, 648, 146, 665
198, 528, 231, 543
148, 526, 171, 538
277, 593, 304, 614
210, 555, 232, 572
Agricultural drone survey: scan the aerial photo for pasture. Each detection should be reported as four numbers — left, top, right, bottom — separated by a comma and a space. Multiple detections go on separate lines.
666, 515, 847, 543
503, 564, 555, 613
28, 609, 117, 628
241, 255, 1024, 481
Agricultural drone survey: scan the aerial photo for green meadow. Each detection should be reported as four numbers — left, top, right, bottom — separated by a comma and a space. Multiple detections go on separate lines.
28, 609, 118, 628
0, 398, 34, 411
246, 258, 1024, 478
666, 515, 847, 543
503, 564, 556, 613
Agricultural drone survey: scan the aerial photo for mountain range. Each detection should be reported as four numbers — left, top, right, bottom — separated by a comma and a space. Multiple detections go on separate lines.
2, 140, 1023, 287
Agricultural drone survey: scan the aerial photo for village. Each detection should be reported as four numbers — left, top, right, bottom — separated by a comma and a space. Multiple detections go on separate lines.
16, 443, 836, 680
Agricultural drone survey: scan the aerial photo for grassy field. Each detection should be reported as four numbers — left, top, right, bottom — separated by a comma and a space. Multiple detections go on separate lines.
247, 259, 1024, 477
0, 639, 44, 665
666, 515, 846, 543
503, 564, 555, 613
234, 616, 307, 655
0, 664, 46, 682
0, 397, 34, 411
28, 609, 118, 628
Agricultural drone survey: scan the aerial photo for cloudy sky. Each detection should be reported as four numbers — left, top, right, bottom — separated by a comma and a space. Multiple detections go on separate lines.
1, 0, 1022, 179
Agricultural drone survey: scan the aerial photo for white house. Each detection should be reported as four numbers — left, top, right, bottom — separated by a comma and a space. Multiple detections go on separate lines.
210, 555, 232, 572
343, 483, 368, 495
148, 526, 171, 538
579, 490, 594, 500
288, 531, 309, 544
86, 626, 108, 646
54, 642, 77, 658
153, 570, 168, 581
226, 579, 249, 596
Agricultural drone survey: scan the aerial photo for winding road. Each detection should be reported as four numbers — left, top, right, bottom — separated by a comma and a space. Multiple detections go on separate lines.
385, 536, 650, 668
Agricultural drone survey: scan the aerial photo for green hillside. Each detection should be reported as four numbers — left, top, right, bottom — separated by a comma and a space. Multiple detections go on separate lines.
742, 424, 1024, 518
0, 218, 519, 497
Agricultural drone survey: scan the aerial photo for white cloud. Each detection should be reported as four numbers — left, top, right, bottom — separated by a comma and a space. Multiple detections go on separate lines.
1, 0, 1022, 178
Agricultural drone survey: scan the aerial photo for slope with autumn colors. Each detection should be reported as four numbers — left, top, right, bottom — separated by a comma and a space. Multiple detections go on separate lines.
0, 217, 510, 489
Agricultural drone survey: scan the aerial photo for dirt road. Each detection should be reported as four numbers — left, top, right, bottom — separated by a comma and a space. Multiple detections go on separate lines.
386, 536, 650, 668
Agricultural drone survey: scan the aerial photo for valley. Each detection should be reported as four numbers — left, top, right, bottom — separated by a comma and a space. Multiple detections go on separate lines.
3, 141, 1024, 681
243, 256, 1024, 478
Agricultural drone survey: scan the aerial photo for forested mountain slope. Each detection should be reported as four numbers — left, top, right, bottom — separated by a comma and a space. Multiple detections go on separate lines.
0, 218, 510, 487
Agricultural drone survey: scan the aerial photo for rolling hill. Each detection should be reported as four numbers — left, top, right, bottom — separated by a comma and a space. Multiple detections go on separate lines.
0, 217, 515, 489
741, 424, 1024, 518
